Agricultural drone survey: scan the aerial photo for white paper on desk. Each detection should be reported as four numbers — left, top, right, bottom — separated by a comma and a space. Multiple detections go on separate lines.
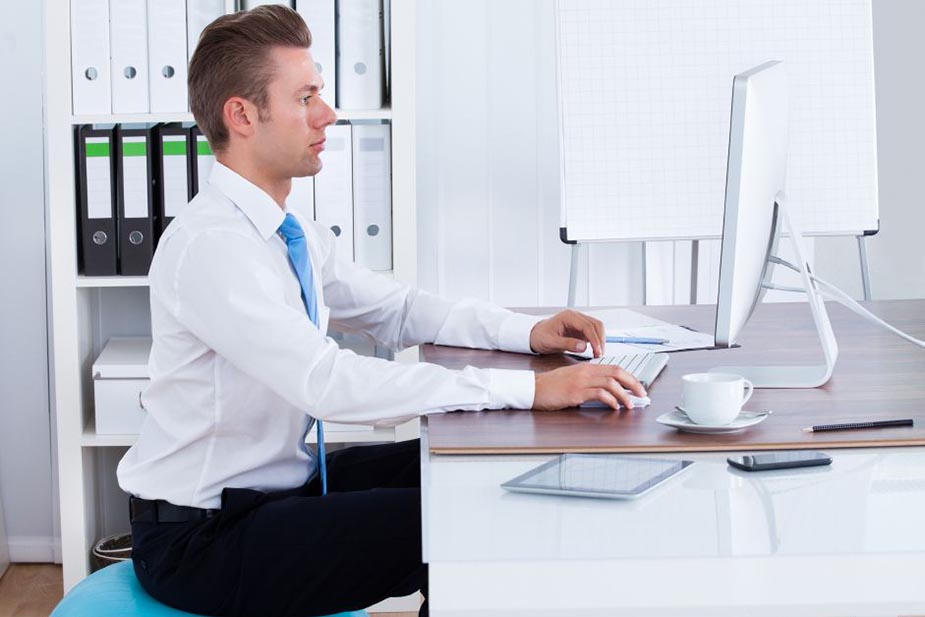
557, 308, 714, 357
613, 324, 715, 353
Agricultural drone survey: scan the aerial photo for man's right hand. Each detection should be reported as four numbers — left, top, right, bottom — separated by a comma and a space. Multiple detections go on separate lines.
533, 363, 648, 411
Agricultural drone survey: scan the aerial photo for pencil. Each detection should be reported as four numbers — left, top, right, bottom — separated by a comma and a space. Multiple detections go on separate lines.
802, 418, 913, 433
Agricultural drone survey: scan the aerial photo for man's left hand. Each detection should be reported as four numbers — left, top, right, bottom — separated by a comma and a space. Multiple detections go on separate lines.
530, 309, 606, 357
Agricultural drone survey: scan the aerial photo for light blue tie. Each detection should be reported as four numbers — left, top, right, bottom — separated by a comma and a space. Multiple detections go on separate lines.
278, 213, 327, 496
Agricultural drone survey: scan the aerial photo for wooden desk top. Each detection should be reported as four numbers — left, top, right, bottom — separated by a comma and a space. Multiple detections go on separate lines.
422, 300, 925, 454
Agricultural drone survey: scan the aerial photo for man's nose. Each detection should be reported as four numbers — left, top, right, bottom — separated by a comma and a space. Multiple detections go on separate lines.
318, 98, 337, 127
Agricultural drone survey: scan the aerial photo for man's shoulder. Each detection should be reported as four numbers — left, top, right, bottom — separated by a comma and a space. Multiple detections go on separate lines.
151, 188, 265, 278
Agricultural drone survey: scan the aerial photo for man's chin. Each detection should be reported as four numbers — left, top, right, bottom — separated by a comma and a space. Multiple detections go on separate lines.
292, 161, 322, 179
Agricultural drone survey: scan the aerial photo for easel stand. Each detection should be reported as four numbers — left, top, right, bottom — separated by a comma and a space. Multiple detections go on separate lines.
565, 231, 874, 306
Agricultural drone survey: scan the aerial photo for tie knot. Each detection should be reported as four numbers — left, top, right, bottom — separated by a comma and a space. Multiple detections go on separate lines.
278, 213, 305, 243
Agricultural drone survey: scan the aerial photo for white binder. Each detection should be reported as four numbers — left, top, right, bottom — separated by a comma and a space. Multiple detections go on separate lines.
351, 123, 391, 270
296, 0, 336, 106
313, 124, 354, 262
187, 0, 225, 64
336, 0, 384, 109
110, 0, 150, 113
71, 0, 112, 115
288, 176, 315, 223
147, 0, 188, 113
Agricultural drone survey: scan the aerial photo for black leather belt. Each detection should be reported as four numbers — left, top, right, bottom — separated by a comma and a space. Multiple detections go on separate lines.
130, 496, 219, 524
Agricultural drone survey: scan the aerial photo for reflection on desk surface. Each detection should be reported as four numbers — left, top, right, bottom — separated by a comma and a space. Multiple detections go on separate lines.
425, 449, 925, 563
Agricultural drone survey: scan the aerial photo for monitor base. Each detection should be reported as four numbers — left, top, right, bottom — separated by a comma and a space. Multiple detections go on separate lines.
711, 194, 838, 388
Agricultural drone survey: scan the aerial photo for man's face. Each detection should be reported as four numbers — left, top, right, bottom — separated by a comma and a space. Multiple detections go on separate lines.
253, 46, 336, 180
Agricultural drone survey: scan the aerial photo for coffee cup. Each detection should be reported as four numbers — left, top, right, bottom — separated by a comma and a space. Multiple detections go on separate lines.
680, 373, 754, 425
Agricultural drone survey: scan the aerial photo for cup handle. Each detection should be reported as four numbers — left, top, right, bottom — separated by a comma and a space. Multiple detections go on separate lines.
741, 379, 754, 406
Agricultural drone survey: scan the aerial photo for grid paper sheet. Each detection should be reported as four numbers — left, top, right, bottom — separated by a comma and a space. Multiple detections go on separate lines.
556, 0, 879, 242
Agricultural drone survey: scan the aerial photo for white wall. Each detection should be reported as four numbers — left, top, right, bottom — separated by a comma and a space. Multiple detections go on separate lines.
816, 0, 925, 300
0, 0, 57, 561
416, 0, 925, 305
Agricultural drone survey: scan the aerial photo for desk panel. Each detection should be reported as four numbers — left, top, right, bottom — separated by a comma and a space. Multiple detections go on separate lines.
423, 301, 925, 454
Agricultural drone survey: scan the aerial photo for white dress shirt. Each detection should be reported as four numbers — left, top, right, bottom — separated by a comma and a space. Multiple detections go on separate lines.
117, 162, 542, 509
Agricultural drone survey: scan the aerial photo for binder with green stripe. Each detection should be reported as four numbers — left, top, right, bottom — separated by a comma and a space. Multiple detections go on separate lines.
153, 123, 194, 238
75, 124, 118, 275
191, 125, 215, 196
116, 125, 156, 275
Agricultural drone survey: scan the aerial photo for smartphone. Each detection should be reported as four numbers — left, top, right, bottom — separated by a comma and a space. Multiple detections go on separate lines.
727, 450, 832, 472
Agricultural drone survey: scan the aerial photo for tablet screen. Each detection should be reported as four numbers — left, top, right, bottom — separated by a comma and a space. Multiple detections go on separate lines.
501, 454, 693, 499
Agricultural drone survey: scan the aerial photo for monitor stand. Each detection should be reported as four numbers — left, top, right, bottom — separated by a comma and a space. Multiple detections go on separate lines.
711, 193, 838, 388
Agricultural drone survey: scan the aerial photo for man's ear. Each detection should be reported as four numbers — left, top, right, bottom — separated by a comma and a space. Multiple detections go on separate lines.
223, 96, 258, 142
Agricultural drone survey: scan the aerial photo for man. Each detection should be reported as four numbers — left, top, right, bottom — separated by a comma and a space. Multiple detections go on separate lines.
117, 6, 645, 617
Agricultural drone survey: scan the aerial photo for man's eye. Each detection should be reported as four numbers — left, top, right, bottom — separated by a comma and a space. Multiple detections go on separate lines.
301, 95, 312, 104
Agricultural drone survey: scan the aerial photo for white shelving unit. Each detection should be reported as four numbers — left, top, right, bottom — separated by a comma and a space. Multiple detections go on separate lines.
46, 0, 418, 591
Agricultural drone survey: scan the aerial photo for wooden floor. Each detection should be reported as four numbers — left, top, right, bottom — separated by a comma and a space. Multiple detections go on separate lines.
0, 564, 63, 617
0, 563, 415, 617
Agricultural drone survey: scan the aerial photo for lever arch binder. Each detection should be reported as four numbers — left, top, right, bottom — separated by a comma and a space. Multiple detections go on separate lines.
76, 125, 118, 275
115, 125, 156, 275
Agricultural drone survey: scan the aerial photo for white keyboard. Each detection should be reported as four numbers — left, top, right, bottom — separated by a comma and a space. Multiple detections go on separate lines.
590, 352, 669, 389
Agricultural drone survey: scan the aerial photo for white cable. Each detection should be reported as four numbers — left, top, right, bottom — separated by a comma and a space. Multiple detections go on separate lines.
766, 254, 925, 348
760, 281, 805, 294
811, 275, 925, 348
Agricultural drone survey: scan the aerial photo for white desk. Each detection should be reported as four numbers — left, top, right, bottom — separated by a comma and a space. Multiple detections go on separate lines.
421, 430, 925, 616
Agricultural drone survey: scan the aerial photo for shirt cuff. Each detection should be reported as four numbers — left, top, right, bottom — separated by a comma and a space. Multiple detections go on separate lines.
497, 312, 545, 354
486, 368, 536, 410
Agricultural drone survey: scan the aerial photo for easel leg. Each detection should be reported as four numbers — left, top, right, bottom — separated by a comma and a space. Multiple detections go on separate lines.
568, 243, 580, 307
690, 240, 700, 305
640, 242, 649, 306
857, 235, 872, 301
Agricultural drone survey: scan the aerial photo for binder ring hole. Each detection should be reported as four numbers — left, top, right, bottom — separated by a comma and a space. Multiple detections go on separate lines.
85, 67, 98, 81
92, 231, 108, 246
354, 62, 367, 75
162, 66, 175, 79
128, 231, 144, 245
367, 224, 380, 237
330, 225, 342, 237
124, 66, 137, 79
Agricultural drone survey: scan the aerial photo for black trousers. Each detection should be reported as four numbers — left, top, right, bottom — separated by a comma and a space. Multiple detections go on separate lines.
131, 439, 427, 617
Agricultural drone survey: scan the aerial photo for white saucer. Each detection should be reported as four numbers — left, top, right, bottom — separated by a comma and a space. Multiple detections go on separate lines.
656, 408, 770, 434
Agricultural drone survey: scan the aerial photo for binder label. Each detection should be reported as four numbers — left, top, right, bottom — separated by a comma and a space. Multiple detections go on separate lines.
86, 137, 113, 219
122, 137, 150, 219
163, 136, 189, 217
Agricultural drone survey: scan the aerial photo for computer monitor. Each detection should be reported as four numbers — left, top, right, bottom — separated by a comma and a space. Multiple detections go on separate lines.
711, 61, 838, 388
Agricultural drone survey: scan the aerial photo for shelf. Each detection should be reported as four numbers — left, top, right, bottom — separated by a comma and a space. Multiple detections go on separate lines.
72, 112, 195, 125
77, 276, 149, 288
81, 418, 394, 448
71, 107, 392, 125
335, 108, 393, 121
77, 270, 394, 288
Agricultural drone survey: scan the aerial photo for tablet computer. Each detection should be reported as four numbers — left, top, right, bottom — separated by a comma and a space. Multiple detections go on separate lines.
501, 453, 693, 500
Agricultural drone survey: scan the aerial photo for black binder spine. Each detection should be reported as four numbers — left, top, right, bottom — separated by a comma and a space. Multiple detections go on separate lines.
75, 124, 118, 276
153, 123, 194, 240
115, 125, 156, 276
190, 125, 215, 197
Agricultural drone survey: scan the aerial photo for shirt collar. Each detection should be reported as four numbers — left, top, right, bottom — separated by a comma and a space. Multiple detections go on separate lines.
209, 161, 286, 241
